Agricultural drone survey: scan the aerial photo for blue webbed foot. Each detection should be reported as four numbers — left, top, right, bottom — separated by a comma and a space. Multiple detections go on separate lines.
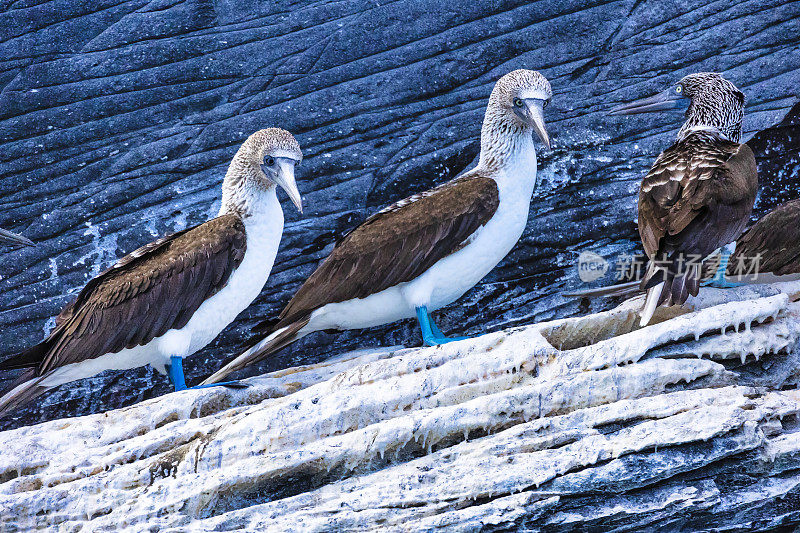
416, 306, 470, 347
703, 245, 744, 289
166, 356, 249, 392
705, 278, 745, 289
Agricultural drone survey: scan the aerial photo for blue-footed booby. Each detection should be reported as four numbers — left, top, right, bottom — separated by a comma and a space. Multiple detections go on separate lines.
0, 228, 34, 247
203, 69, 552, 385
0, 128, 303, 417
609, 73, 758, 326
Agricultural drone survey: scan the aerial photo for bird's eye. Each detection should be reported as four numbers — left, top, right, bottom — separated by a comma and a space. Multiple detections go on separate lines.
543, 99, 550, 108
266, 157, 275, 166
513, 98, 524, 108
675, 85, 683, 94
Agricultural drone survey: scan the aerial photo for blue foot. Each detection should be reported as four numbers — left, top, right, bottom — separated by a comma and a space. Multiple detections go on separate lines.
416, 306, 470, 347
705, 278, 745, 289
703, 246, 744, 288
428, 314, 445, 338
166, 356, 249, 392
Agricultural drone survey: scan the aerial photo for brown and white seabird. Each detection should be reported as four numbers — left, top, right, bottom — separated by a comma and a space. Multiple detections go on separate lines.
202, 69, 552, 385
609, 73, 758, 326
0, 128, 303, 417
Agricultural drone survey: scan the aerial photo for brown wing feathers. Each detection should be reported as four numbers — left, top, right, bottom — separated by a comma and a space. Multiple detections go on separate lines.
730, 199, 800, 276
273, 175, 500, 330
0, 215, 246, 376
638, 133, 757, 305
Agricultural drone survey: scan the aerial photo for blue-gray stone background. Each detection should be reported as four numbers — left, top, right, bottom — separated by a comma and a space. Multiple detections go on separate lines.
1, 0, 798, 429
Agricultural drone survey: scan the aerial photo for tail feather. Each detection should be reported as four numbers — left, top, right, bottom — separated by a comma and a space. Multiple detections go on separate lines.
0, 369, 49, 419
640, 281, 665, 326
640, 256, 704, 325
202, 317, 310, 385
673, 274, 689, 306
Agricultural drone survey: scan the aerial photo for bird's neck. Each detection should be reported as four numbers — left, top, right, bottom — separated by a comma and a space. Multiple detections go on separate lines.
678, 103, 742, 143
477, 111, 537, 194
219, 166, 279, 224
677, 124, 740, 143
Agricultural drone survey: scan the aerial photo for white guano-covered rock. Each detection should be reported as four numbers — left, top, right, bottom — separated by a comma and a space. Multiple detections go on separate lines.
2, 281, 800, 531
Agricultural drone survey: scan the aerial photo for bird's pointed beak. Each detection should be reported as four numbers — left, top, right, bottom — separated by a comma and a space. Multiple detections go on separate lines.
608, 88, 687, 116
274, 160, 303, 213
527, 101, 551, 150
0, 227, 34, 247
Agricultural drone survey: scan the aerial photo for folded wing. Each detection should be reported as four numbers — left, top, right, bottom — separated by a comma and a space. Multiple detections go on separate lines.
1, 215, 247, 376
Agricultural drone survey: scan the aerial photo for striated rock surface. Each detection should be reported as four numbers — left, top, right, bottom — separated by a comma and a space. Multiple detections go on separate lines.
1, 0, 800, 428
2, 282, 800, 530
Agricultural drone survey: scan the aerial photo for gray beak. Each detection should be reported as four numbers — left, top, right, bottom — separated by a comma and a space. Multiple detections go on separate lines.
273, 159, 303, 213
0, 227, 34, 247
608, 88, 688, 116
527, 100, 551, 150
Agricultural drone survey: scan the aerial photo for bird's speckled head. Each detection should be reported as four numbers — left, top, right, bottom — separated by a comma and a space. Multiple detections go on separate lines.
676, 73, 745, 142
489, 70, 552, 107
480, 69, 552, 170
609, 72, 745, 143
239, 127, 303, 164
222, 128, 304, 216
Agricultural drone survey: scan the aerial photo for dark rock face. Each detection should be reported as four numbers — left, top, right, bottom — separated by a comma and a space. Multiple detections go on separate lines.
0, 0, 798, 430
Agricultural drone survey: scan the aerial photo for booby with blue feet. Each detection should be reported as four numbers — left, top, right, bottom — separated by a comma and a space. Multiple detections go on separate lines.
203, 69, 552, 385
609, 73, 758, 326
0, 128, 303, 417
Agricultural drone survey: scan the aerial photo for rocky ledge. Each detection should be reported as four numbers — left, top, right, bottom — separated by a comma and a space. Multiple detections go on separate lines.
1, 281, 799, 531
